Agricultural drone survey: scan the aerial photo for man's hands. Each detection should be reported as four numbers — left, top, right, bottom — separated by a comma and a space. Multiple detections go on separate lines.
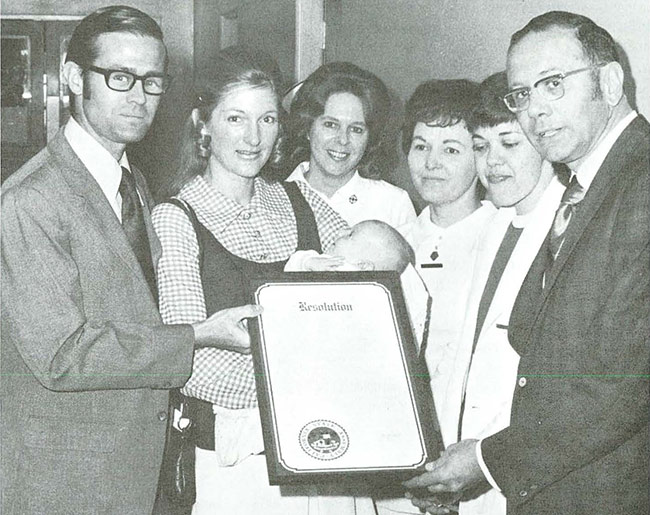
403, 439, 490, 513
192, 304, 262, 353
404, 492, 459, 514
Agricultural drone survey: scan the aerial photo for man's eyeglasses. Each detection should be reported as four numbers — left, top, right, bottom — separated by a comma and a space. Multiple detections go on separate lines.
503, 65, 604, 113
86, 65, 171, 96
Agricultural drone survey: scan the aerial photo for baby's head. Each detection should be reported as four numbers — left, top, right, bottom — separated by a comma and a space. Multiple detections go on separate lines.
326, 220, 415, 273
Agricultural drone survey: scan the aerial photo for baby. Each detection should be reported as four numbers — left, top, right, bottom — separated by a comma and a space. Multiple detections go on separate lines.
286, 220, 430, 350
286, 219, 415, 273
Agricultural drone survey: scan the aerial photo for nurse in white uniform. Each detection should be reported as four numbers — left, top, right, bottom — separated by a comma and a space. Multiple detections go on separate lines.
376, 78, 495, 515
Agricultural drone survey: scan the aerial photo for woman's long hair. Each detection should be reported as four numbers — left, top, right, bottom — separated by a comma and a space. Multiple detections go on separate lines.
162, 46, 286, 198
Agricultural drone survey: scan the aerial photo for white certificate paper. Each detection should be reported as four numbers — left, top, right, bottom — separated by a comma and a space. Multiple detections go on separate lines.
252, 276, 434, 483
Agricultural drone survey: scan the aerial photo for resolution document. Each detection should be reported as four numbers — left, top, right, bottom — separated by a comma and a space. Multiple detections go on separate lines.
250, 273, 439, 485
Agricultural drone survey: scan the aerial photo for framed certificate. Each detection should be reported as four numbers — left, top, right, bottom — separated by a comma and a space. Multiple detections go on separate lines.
249, 272, 441, 486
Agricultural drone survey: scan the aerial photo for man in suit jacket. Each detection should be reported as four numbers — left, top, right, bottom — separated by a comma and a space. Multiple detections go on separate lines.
1, 7, 259, 514
404, 11, 648, 515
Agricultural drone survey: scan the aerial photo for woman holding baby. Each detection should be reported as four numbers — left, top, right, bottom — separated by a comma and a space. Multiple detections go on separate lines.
153, 47, 376, 514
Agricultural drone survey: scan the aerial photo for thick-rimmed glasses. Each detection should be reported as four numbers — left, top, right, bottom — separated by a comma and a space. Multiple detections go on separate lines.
86, 65, 171, 95
503, 65, 603, 113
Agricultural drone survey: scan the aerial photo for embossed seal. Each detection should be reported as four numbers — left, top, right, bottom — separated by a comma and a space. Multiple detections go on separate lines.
299, 420, 349, 460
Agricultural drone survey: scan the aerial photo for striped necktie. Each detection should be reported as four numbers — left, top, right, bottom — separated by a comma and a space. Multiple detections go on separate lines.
548, 175, 585, 261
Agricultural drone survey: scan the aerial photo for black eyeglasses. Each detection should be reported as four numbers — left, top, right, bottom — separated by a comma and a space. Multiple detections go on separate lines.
503, 65, 604, 113
86, 65, 172, 95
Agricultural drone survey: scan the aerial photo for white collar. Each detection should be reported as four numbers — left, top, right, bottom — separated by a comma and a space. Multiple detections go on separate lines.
286, 161, 361, 199
329, 170, 362, 200
286, 161, 310, 184
64, 117, 130, 218
573, 111, 637, 191
417, 201, 495, 235
511, 174, 565, 228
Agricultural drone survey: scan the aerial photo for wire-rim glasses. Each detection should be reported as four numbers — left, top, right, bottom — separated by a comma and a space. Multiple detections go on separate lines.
503, 65, 604, 113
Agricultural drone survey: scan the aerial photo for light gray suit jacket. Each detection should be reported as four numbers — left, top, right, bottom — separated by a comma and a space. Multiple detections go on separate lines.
1, 129, 195, 514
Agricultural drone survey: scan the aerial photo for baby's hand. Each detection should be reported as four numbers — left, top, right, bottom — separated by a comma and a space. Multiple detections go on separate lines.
303, 254, 346, 271
284, 250, 346, 272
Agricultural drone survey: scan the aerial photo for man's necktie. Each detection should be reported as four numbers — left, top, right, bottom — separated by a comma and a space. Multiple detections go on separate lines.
548, 175, 586, 261
119, 167, 157, 302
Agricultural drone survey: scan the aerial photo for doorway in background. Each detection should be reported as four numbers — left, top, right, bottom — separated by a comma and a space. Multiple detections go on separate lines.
1, 19, 77, 181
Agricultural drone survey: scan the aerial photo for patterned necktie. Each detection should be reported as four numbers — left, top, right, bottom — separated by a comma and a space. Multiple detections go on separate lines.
119, 166, 157, 302
548, 175, 586, 260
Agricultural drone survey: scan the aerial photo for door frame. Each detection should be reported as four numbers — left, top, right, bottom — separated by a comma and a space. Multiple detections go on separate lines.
294, 0, 324, 83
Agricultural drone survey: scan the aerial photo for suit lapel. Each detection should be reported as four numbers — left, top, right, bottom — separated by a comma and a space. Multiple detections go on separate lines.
508, 245, 548, 353
541, 116, 649, 297
48, 131, 155, 291
511, 116, 650, 353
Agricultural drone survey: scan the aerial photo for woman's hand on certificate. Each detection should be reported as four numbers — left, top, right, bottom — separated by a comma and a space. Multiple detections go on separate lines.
192, 304, 263, 353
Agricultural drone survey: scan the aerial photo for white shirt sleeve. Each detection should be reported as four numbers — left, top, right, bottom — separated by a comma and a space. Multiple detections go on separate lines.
476, 439, 502, 492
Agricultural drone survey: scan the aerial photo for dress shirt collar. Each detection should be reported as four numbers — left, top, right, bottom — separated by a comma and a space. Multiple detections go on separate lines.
286, 161, 361, 201
286, 161, 310, 184
329, 170, 362, 201
406, 201, 495, 251
64, 117, 130, 218
572, 111, 637, 191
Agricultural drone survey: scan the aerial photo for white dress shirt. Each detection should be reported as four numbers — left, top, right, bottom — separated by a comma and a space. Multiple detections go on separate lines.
572, 110, 637, 187
64, 117, 131, 222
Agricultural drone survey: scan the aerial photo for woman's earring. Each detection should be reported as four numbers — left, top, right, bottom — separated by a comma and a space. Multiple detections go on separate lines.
198, 132, 211, 158
196, 122, 211, 158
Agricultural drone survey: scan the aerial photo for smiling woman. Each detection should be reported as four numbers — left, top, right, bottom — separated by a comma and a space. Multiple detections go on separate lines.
151, 46, 376, 515
285, 62, 416, 232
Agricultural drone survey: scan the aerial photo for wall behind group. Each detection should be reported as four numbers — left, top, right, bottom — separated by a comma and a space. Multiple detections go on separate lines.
325, 0, 650, 207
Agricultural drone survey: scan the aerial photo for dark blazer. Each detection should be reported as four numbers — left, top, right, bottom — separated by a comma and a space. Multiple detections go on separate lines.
1, 130, 195, 514
481, 115, 650, 515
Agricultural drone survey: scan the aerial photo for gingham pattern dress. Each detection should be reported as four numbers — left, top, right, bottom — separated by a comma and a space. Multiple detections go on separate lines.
152, 175, 348, 408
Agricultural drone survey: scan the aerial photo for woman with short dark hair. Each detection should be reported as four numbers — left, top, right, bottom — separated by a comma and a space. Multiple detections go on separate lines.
401, 78, 495, 447
376, 78, 497, 515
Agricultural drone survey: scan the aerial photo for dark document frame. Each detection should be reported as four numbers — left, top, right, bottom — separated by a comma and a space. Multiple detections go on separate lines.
249, 271, 441, 486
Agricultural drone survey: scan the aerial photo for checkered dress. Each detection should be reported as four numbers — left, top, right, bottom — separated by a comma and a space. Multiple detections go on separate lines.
152, 175, 348, 408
